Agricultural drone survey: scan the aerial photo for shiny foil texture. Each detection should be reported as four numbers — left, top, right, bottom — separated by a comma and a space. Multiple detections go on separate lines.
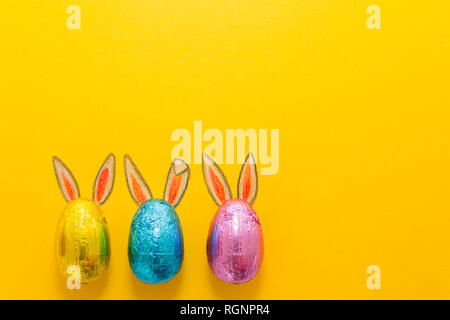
207, 199, 263, 284
128, 199, 184, 284
56, 199, 110, 284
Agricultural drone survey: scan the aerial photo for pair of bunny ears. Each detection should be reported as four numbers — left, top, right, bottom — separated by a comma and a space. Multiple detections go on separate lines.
202, 153, 258, 207
53, 154, 190, 208
124, 154, 190, 208
53, 154, 116, 205
53, 152, 258, 208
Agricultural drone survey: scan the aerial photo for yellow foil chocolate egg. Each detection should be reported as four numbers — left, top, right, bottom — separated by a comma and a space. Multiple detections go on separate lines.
56, 199, 110, 284
53, 155, 116, 285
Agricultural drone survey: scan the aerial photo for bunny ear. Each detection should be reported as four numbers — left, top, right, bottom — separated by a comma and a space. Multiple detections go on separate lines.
53, 156, 80, 202
93, 154, 116, 205
124, 154, 152, 206
202, 153, 232, 206
237, 153, 258, 205
163, 159, 190, 208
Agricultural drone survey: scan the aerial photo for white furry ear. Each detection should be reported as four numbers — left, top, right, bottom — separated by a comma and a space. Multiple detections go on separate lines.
163, 159, 190, 208
237, 153, 258, 205
53, 156, 80, 202
124, 154, 152, 206
202, 153, 232, 206
93, 154, 116, 205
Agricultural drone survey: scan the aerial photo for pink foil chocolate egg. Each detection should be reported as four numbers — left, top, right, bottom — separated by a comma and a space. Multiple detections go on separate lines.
202, 153, 263, 284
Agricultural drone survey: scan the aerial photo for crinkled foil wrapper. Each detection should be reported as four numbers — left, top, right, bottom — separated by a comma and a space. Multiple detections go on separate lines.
56, 199, 110, 284
128, 199, 183, 284
207, 199, 263, 284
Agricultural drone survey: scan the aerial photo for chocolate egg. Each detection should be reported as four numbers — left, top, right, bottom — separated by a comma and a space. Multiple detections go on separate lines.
207, 199, 263, 284
124, 155, 190, 284
128, 199, 183, 284
56, 199, 110, 284
202, 153, 263, 284
53, 154, 116, 284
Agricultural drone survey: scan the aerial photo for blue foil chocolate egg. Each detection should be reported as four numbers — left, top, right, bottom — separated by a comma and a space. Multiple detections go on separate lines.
128, 199, 184, 284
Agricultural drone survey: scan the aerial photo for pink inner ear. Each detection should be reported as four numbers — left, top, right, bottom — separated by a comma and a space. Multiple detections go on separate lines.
168, 175, 182, 205
96, 168, 109, 203
62, 172, 76, 201
131, 174, 147, 205
242, 164, 252, 201
209, 167, 226, 203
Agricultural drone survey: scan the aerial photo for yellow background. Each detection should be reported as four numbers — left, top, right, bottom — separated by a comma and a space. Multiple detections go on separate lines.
0, 1, 449, 299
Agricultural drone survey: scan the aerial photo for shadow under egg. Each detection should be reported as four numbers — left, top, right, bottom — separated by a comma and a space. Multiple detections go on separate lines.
206, 260, 264, 299
129, 266, 184, 299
